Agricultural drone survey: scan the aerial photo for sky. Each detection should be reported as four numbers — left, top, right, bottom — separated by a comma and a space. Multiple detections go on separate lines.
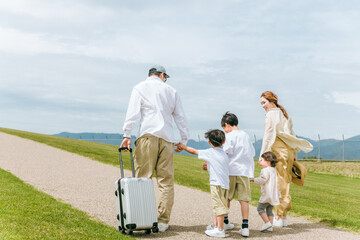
1, 0, 360, 142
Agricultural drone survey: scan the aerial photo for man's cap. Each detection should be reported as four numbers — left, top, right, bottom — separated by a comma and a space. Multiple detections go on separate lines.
149, 65, 170, 78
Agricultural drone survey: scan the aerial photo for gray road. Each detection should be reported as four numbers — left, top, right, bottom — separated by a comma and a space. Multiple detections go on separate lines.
0, 132, 358, 240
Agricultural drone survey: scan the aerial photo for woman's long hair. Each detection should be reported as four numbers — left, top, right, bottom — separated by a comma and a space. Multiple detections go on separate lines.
261, 91, 289, 119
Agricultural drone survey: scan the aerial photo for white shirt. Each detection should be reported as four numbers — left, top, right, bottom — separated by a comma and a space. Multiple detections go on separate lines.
198, 148, 229, 189
223, 130, 255, 178
123, 76, 190, 144
254, 167, 280, 206
260, 108, 313, 157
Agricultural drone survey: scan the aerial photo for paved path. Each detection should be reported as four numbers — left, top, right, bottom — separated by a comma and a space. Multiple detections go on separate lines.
0, 132, 359, 240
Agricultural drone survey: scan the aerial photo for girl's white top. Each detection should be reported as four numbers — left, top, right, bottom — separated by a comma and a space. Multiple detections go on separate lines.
260, 108, 313, 157
254, 167, 280, 206
198, 148, 229, 189
223, 130, 255, 178
122, 76, 190, 144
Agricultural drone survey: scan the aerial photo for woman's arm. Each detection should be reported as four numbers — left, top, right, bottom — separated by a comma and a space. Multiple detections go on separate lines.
260, 112, 277, 156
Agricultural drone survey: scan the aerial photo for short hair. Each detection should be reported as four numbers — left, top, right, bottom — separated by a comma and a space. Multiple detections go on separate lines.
221, 111, 238, 127
261, 151, 278, 167
148, 68, 162, 77
204, 129, 225, 147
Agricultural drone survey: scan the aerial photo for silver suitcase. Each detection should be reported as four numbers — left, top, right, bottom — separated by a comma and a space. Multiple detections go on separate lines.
114, 147, 158, 235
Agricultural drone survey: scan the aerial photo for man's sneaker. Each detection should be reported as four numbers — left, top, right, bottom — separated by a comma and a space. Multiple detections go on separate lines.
223, 222, 235, 230
267, 227, 273, 232
273, 218, 283, 227
158, 223, 169, 232
239, 228, 250, 237
260, 222, 272, 232
205, 228, 225, 238
206, 225, 217, 230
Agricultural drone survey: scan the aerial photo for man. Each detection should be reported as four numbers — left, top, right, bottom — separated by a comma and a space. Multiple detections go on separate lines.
120, 65, 190, 232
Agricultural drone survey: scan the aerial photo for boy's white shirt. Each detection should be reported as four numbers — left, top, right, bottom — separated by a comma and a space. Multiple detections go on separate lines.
223, 130, 255, 178
198, 148, 229, 190
122, 76, 190, 144
253, 167, 280, 206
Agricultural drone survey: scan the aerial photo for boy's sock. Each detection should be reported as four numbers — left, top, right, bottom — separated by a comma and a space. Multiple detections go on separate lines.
242, 219, 249, 229
224, 216, 229, 224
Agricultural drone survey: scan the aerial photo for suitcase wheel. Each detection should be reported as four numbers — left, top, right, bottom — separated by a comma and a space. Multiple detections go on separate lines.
126, 229, 133, 235
145, 229, 151, 234
152, 227, 159, 233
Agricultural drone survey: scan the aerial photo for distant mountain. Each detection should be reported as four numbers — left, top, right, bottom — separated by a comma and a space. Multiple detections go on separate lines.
53, 132, 360, 160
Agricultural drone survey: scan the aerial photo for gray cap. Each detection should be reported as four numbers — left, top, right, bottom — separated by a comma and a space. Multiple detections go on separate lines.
149, 64, 170, 78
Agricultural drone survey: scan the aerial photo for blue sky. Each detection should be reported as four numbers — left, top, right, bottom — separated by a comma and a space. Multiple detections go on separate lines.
1, 0, 360, 141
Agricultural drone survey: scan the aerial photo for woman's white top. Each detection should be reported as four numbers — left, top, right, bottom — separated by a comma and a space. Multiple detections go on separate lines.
260, 108, 313, 157
223, 130, 255, 178
254, 167, 280, 206
198, 148, 229, 189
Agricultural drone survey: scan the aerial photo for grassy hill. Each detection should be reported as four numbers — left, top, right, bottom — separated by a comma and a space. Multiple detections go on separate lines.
1, 127, 360, 234
52, 132, 360, 160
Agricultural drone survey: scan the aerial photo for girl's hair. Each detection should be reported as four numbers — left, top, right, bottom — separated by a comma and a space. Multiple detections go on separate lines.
261, 91, 289, 119
204, 129, 225, 147
261, 151, 278, 167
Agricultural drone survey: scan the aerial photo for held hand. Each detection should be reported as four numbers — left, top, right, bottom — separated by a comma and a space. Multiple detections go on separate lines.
202, 161, 207, 170
120, 138, 131, 151
175, 142, 183, 153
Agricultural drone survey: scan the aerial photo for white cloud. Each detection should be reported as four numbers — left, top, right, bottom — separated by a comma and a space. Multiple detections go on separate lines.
332, 92, 360, 109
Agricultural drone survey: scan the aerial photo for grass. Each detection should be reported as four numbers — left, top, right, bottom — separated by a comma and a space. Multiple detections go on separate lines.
1, 127, 360, 234
0, 168, 133, 240
301, 161, 360, 178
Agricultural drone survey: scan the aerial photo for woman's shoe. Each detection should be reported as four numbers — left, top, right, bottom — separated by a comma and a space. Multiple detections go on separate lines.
273, 218, 283, 227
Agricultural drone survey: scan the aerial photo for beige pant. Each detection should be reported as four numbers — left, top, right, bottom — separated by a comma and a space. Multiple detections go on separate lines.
271, 137, 294, 216
210, 185, 229, 216
228, 176, 251, 202
134, 134, 174, 224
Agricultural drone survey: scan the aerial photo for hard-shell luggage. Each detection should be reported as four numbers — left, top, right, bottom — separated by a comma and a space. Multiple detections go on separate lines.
114, 147, 158, 235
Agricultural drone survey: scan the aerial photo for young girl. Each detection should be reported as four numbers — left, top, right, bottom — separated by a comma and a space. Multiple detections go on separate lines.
251, 151, 280, 232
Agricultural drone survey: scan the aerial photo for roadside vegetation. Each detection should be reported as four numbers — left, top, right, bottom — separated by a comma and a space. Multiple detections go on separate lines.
0, 167, 133, 240
1, 127, 359, 234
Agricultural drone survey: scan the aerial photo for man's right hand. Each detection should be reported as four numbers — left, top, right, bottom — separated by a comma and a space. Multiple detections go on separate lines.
120, 137, 131, 151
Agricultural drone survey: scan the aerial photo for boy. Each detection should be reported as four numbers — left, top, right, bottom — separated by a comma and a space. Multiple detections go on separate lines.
221, 112, 255, 237
176, 129, 229, 238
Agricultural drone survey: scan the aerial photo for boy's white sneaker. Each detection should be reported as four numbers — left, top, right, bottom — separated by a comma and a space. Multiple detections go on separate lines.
260, 222, 272, 232
205, 228, 225, 238
239, 228, 249, 237
223, 222, 234, 230
158, 223, 169, 232
206, 225, 217, 230
267, 227, 273, 232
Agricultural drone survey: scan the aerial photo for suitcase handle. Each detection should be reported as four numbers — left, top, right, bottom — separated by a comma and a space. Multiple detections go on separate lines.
118, 147, 135, 178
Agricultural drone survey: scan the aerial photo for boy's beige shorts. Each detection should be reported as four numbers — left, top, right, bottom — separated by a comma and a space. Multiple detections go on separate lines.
210, 185, 229, 216
228, 176, 251, 202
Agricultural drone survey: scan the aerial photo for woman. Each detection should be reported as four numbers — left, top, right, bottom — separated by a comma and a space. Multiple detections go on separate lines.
259, 91, 313, 227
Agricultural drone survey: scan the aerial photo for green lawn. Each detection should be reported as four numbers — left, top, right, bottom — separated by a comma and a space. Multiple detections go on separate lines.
1, 127, 359, 234
0, 168, 133, 240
